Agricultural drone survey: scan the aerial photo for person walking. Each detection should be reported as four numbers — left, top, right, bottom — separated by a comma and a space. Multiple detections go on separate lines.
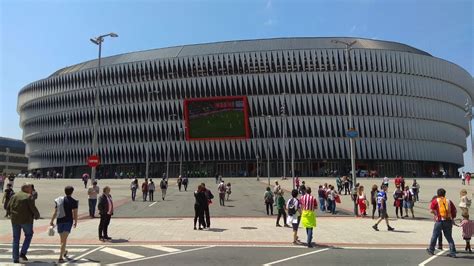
160, 178, 168, 200
30, 185, 38, 201
299, 181, 306, 196
343, 176, 350, 195
82, 173, 89, 189
202, 183, 213, 228
49, 186, 78, 263
411, 179, 420, 202
403, 186, 415, 218
459, 189, 471, 215
461, 172, 466, 185
466, 172, 471, 185
130, 178, 138, 201
327, 185, 338, 215
0, 173, 4, 191
336, 176, 342, 194
141, 178, 149, 202
87, 181, 99, 218
264, 187, 274, 215
226, 182, 232, 201
372, 185, 395, 231
182, 176, 189, 191
194, 185, 207, 230
287, 189, 301, 244
177, 175, 183, 192
98, 186, 113, 241
218, 180, 226, 206
370, 185, 379, 219
426, 188, 457, 257
7, 183, 40, 263
317, 185, 326, 212
273, 181, 282, 207
457, 211, 474, 253
276, 191, 290, 227
3, 183, 14, 217
295, 176, 300, 191
382, 176, 389, 188
300, 187, 317, 248
393, 185, 404, 218
351, 183, 360, 217
357, 185, 368, 217
148, 179, 156, 202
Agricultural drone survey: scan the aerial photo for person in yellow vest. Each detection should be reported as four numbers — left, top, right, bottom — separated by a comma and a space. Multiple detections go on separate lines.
426, 188, 457, 257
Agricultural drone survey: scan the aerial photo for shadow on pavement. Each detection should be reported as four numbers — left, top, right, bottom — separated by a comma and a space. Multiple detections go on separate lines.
206, 228, 227, 233
109, 238, 129, 243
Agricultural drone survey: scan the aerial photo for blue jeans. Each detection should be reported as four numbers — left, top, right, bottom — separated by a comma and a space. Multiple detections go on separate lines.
328, 199, 336, 214
12, 223, 33, 262
429, 221, 456, 256
319, 197, 326, 211
306, 228, 313, 246
88, 198, 97, 217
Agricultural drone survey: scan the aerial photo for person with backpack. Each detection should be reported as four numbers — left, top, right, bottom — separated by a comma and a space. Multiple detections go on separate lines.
372, 184, 395, 232
141, 178, 149, 202
426, 188, 457, 258
370, 184, 379, 219
148, 179, 155, 202
403, 186, 415, 218
276, 191, 290, 228
286, 189, 301, 244
264, 187, 274, 215
3, 183, 14, 217
393, 185, 404, 218
183, 176, 189, 191
49, 186, 78, 263
160, 178, 168, 200
218, 180, 226, 206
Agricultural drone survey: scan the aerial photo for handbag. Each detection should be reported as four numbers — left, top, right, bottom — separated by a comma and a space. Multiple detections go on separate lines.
48, 226, 55, 236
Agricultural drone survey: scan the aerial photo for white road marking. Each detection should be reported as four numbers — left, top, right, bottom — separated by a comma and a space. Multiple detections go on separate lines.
148, 202, 158, 207
418, 250, 446, 266
262, 248, 330, 265
100, 247, 144, 259
72, 246, 104, 261
341, 247, 426, 250
144, 245, 181, 253
113, 245, 214, 265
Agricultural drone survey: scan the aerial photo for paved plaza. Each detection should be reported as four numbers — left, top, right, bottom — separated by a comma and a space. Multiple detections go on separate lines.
0, 177, 473, 265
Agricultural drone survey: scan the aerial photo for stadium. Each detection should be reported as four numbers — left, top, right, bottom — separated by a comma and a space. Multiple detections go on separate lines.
17, 37, 474, 178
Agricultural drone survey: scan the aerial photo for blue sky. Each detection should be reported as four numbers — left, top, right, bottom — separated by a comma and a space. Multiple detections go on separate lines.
1, 0, 473, 168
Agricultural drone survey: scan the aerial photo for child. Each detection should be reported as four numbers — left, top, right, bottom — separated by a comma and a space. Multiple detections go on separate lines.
459, 189, 471, 215
226, 183, 231, 201
458, 211, 474, 253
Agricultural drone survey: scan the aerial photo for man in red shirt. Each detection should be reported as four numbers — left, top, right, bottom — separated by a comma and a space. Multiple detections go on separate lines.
426, 188, 457, 257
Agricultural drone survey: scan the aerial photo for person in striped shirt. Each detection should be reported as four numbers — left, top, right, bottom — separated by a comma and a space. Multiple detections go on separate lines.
457, 211, 473, 253
300, 187, 317, 248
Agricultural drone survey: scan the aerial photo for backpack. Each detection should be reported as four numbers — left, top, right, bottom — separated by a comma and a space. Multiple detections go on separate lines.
265, 192, 274, 204
219, 183, 226, 193
288, 198, 297, 216
437, 198, 452, 220
160, 180, 167, 189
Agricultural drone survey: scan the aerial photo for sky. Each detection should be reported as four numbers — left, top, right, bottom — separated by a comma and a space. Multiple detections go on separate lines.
0, 0, 473, 168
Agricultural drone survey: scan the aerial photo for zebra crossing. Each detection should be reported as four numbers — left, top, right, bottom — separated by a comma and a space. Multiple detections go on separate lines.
0, 244, 186, 264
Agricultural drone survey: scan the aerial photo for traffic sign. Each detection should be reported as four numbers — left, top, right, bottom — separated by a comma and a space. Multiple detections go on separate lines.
87, 155, 100, 168
346, 129, 358, 138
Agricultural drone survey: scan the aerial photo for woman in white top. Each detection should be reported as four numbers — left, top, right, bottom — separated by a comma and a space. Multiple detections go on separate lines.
459, 189, 471, 215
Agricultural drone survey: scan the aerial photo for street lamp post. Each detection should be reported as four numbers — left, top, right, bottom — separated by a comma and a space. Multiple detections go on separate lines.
62, 116, 70, 179
5, 147, 9, 173
89, 32, 118, 182
166, 114, 177, 181
465, 99, 473, 163
179, 124, 185, 177
264, 115, 272, 185
332, 39, 357, 189
146, 90, 160, 180
280, 103, 287, 183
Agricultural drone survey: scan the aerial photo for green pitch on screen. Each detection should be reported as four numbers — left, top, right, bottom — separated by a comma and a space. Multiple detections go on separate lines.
189, 110, 246, 138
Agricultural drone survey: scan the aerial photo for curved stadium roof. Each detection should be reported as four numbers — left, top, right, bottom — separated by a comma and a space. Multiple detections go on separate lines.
49, 37, 431, 77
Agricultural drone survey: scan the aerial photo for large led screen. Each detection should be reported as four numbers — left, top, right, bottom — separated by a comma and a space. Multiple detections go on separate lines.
184, 96, 250, 140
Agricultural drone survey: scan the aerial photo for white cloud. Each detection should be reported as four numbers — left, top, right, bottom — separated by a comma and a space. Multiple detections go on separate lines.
266, 0, 272, 9
264, 19, 276, 26
350, 25, 357, 33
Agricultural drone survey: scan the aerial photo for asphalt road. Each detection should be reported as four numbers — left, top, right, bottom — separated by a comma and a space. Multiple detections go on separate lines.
0, 244, 472, 265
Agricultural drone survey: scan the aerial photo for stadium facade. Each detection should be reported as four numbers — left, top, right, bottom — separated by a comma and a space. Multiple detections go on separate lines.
17, 37, 474, 178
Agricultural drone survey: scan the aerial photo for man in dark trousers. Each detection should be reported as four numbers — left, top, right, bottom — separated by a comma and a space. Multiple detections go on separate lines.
201, 183, 214, 229
98, 186, 113, 241
7, 182, 40, 263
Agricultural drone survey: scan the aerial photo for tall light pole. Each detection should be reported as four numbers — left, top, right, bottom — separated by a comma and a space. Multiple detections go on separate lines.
89, 32, 118, 182
264, 115, 272, 185
62, 115, 70, 179
280, 103, 287, 182
332, 39, 357, 189
146, 90, 160, 180
166, 114, 177, 181
465, 99, 473, 166
5, 147, 9, 173
179, 123, 185, 177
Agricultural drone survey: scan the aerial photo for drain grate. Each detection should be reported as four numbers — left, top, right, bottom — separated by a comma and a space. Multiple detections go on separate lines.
241, 226, 258, 230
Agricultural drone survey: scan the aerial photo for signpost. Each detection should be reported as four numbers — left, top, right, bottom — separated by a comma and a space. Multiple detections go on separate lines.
87, 155, 100, 168
346, 128, 358, 139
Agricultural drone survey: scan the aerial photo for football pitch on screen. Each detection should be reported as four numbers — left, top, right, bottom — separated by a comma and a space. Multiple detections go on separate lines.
189, 110, 246, 138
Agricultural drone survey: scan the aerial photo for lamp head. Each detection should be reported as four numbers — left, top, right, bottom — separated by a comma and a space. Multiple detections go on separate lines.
90, 38, 99, 45
109, 32, 118, 37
